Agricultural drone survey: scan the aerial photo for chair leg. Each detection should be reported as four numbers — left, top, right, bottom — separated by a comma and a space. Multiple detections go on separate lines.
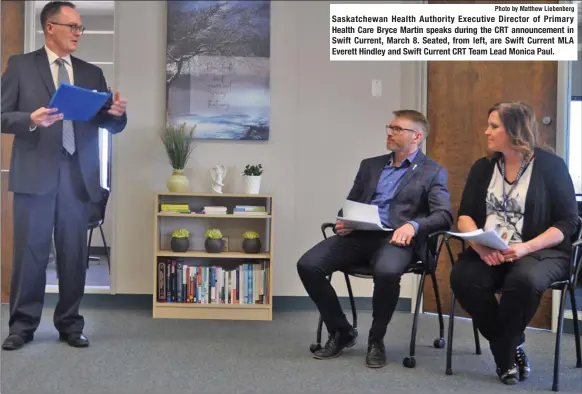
552, 288, 568, 392
86, 228, 94, 269
403, 271, 426, 368
310, 273, 334, 353
430, 271, 446, 348
569, 286, 581, 368
446, 293, 457, 375
473, 320, 481, 355
99, 224, 111, 272
344, 273, 357, 331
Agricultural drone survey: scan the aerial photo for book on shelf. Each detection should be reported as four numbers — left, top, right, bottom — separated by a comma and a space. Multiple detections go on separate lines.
233, 205, 267, 215
160, 204, 190, 213
202, 206, 227, 215
156, 257, 269, 305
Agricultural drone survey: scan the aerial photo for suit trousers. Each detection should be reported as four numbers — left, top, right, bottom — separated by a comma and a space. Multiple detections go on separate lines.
297, 231, 414, 342
450, 248, 569, 371
9, 150, 91, 336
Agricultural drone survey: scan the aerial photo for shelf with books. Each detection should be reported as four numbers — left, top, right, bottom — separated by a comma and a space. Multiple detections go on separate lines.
153, 192, 274, 321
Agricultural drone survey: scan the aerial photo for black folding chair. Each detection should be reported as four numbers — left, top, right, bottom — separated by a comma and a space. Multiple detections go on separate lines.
442, 217, 582, 392
87, 187, 111, 272
309, 222, 448, 368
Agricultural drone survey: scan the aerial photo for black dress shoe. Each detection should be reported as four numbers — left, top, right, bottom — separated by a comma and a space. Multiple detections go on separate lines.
313, 327, 357, 360
2, 333, 33, 351
496, 364, 519, 385
365, 340, 386, 368
59, 332, 90, 348
515, 346, 531, 381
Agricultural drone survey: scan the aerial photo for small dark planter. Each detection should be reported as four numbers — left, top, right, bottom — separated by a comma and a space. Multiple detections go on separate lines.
242, 238, 261, 254
171, 237, 189, 253
205, 238, 224, 253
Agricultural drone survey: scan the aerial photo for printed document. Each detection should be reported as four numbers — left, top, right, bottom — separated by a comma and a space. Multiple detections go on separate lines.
337, 200, 392, 231
447, 229, 509, 250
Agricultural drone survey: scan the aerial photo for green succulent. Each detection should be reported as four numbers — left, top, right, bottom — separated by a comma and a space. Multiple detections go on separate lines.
242, 164, 263, 176
172, 228, 190, 238
204, 229, 223, 239
242, 230, 259, 239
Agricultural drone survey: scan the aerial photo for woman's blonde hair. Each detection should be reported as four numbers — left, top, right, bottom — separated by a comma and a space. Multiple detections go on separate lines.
487, 101, 549, 158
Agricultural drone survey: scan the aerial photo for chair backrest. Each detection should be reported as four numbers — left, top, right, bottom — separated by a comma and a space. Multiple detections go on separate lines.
88, 188, 110, 226
570, 216, 582, 285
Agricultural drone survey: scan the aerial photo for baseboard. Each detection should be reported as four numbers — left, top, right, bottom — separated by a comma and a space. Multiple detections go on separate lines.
40, 294, 411, 313
273, 296, 411, 312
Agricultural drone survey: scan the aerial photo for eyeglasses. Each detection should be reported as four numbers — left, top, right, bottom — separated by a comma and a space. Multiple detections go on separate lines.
385, 124, 417, 134
49, 21, 86, 34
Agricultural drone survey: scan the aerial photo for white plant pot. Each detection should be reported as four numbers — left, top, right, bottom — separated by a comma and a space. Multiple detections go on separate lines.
243, 175, 261, 194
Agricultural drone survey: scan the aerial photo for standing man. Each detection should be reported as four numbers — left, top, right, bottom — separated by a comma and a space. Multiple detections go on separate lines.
1, 1, 127, 350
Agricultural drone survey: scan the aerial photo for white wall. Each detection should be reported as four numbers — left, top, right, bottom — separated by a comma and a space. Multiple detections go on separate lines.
572, 52, 581, 96
111, 1, 424, 296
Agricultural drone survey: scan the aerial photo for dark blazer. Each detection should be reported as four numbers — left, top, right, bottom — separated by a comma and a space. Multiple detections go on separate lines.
1, 47, 127, 202
458, 148, 579, 253
339, 150, 453, 258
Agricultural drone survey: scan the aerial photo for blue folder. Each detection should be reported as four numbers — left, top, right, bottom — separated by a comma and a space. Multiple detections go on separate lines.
48, 83, 112, 121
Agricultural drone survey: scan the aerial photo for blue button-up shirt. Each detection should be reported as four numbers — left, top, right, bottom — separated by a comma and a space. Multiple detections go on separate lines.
370, 150, 419, 232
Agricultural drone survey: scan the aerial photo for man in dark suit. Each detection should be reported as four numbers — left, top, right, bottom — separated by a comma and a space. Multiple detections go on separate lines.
1, 1, 127, 350
297, 109, 452, 368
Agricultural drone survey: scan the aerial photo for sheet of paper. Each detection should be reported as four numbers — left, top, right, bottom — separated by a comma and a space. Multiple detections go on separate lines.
337, 200, 392, 231
48, 83, 111, 121
447, 228, 509, 250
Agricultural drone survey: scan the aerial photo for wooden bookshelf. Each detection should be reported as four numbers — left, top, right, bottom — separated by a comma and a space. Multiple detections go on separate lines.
153, 192, 273, 320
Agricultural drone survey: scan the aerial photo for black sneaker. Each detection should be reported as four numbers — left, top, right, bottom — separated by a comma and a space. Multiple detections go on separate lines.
313, 328, 357, 360
515, 346, 531, 381
365, 340, 386, 368
496, 365, 519, 385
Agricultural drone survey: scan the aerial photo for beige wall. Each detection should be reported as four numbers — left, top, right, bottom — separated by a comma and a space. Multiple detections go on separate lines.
110, 1, 425, 296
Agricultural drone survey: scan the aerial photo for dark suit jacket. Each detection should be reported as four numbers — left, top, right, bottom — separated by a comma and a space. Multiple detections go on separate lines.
458, 148, 579, 254
1, 47, 127, 202
339, 150, 453, 259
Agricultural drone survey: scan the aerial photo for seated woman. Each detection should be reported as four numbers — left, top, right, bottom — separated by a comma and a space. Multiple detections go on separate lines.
450, 101, 579, 385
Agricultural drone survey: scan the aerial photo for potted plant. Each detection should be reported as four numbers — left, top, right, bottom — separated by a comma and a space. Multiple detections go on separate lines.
242, 164, 263, 194
161, 122, 196, 192
204, 228, 224, 253
170, 228, 190, 252
242, 230, 261, 254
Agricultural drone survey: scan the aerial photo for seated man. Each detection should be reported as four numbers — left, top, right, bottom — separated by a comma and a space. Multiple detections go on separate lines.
297, 109, 452, 368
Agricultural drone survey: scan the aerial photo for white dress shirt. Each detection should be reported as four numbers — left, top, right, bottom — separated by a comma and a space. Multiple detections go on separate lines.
30, 46, 75, 131
44, 45, 75, 87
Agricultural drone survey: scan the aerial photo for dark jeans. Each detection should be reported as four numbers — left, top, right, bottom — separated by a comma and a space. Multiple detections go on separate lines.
450, 248, 569, 371
297, 231, 414, 342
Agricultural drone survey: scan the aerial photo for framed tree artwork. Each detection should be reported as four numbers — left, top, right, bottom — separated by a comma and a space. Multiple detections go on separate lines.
166, 1, 271, 141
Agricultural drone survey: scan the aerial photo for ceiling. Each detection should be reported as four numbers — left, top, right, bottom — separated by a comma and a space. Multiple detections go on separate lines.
34, 1, 114, 16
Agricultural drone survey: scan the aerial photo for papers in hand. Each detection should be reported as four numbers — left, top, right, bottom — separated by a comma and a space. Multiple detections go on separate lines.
447, 229, 509, 250
337, 200, 392, 231
48, 83, 111, 121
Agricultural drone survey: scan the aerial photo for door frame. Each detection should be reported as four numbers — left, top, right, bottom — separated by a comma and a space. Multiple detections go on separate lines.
410, 0, 575, 334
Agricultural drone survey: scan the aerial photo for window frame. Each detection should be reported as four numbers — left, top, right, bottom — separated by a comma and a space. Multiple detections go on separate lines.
99, 128, 113, 190
568, 96, 582, 194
